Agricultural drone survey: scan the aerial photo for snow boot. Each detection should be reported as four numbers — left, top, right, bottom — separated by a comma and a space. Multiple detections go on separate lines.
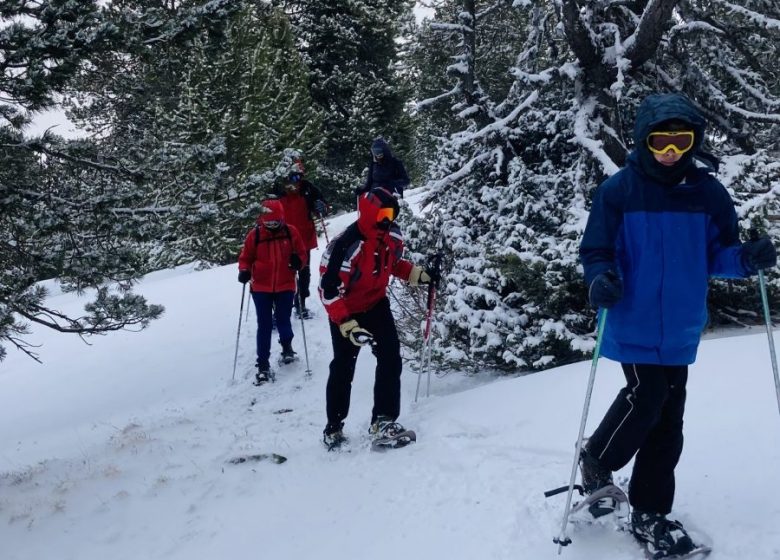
630, 510, 695, 558
254, 361, 272, 385
323, 422, 347, 451
579, 448, 622, 518
280, 341, 297, 364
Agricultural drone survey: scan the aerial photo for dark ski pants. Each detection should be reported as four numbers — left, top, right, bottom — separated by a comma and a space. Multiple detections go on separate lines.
326, 297, 402, 426
586, 363, 688, 515
295, 251, 312, 307
251, 291, 295, 365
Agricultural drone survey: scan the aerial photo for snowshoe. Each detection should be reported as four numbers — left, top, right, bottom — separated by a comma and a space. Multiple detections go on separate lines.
569, 484, 629, 523
369, 417, 416, 451
631, 511, 710, 559
279, 341, 298, 365
294, 306, 313, 320
323, 423, 348, 451
228, 453, 287, 465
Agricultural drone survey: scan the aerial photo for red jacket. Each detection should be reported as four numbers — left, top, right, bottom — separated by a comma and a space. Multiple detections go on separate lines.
319, 189, 413, 324
279, 191, 318, 250
238, 200, 307, 293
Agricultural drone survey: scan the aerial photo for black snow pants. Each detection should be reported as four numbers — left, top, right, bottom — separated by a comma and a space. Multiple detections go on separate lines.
586, 363, 688, 515
296, 250, 312, 305
326, 297, 402, 426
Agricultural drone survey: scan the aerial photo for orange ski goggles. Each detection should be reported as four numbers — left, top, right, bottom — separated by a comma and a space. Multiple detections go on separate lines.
647, 130, 695, 155
376, 206, 397, 223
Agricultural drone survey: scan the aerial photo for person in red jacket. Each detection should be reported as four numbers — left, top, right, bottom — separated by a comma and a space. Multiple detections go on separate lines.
238, 199, 307, 385
273, 161, 328, 319
318, 187, 436, 450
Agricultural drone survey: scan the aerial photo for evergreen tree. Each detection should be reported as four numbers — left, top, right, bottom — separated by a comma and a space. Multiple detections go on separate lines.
275, 0, 416, 205
408, 0, 780, 373
66, 1, 322, 266
0, 1, 163, 361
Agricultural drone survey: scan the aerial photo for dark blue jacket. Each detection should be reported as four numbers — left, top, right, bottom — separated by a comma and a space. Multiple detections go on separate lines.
580, 94, 751, 365
357, 138, 410, 198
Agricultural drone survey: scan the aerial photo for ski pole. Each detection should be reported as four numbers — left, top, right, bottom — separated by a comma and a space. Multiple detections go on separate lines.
296, 273, 313, 377
317, 212, 330, 244
749, 230, 780, 417
415, 283, 435, 403
554, 308, 608, 553
231, 284, 247, 383
415, 253, 442, 402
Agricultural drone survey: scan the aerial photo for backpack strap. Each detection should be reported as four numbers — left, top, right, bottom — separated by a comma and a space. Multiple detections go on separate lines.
254, 224, 291, 247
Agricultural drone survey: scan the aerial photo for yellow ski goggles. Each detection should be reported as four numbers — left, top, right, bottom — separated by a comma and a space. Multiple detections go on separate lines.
647, 131, 695, 155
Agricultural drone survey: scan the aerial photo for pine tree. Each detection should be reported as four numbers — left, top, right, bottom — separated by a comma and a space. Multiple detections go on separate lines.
66, 1, 322, 266
275, 0, 416, 204
0, 0, 163, 361
408, 0, 780, 372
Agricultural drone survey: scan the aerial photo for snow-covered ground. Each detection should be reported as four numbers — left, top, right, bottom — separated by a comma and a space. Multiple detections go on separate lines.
2, 188, 780, 560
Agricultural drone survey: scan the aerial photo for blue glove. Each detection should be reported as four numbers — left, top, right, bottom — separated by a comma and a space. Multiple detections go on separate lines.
314, 199, 327, 215
588, 271, 623, 309
742, 237, 777, 272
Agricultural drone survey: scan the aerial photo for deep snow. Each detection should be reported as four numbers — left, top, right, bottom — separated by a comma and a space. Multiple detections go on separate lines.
2, 189, 779, 560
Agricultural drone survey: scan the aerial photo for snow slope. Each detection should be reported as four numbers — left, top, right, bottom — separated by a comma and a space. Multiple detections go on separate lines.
2, 188, 780, 560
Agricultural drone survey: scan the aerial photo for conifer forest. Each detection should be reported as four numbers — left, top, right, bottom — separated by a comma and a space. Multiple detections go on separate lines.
2, 0, 779, 373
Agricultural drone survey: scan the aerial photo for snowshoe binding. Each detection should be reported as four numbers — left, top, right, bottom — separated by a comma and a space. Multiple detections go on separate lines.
574, 448, 628, 521
631, 510, 711, 559
323, 422, 348, 451
369, 416, 416, 451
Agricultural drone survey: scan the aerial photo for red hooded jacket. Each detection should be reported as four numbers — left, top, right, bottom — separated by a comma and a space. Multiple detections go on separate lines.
278, 188, 318, 250
238, 199, 308, 293
318, 189, 413, 324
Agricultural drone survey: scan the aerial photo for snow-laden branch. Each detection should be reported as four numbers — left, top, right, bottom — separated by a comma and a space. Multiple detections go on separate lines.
623, 0, 678, 68
713, 1, 780, 30
668, 20, 724, 38
429, 22, 473, 34
426, 150, 493, 192
415, 85, 461, 111
570, 97, 620, 176
510, 61, 579, 85
457, 90, 538, 146
703, 80, 780, 124
720, 64, 780, 109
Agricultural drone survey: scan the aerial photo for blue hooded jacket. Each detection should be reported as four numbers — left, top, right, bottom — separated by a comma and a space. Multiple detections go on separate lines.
579, 93, 751, 365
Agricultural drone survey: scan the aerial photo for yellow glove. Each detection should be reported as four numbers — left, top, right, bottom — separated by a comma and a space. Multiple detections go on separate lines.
339, 319, 374, 346
408, 266, 432, 287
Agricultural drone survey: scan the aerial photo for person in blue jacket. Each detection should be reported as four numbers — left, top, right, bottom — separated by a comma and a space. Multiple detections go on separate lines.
355, 137, 410, 198
578, 92, 776, 557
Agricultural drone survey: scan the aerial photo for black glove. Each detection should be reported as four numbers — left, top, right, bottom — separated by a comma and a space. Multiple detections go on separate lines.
742, 237, 777, 273
289, 253, 303, 271
588, 271, 623, 309
238, 270, 251, 284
